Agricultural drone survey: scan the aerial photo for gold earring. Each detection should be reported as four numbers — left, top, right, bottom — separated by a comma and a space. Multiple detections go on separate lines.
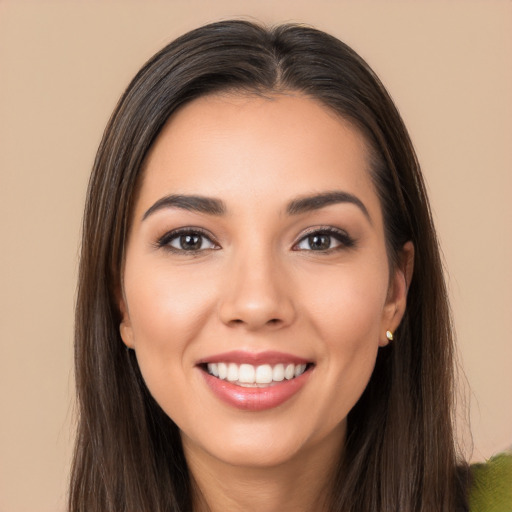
386, 330, 394, 342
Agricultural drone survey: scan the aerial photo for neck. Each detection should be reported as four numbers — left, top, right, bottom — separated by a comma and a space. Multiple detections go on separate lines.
184, 426, 345, 512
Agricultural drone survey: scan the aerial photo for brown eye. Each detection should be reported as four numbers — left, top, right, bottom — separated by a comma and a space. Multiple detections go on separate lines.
295, 228, 355, 252
307, 234, 332, 251
177, 233, 203, 251
158, 229, 218, 252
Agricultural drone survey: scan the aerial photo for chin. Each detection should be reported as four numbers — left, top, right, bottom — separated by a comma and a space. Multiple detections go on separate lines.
180, 413, 346, 471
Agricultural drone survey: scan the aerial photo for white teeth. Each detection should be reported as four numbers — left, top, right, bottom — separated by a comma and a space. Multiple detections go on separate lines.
227, 363, 238, 382
255, 364, 273, 384
272, 364, 285, 382
217, 362, 227, 380
294, 364, 307, 377
238, 364, 255, 383
205, 362, 309, 385
207, 363, 219, 377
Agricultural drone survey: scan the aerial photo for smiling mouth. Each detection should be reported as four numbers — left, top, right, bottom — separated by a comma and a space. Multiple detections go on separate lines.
201, 362, 313, 388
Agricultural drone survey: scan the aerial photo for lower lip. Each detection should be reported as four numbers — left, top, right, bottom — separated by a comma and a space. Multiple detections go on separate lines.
200, 368, 312, 411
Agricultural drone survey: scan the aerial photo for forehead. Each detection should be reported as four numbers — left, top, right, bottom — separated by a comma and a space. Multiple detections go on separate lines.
137, 92, 380, 219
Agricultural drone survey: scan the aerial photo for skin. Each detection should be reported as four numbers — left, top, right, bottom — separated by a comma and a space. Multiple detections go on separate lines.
119, 93, 413, 512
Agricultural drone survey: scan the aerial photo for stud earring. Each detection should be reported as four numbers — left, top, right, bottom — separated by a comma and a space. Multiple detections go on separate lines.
386, 330, 394, 342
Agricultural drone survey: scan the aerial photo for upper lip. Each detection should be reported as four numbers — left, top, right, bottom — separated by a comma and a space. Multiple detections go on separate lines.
196, 350, 311, 366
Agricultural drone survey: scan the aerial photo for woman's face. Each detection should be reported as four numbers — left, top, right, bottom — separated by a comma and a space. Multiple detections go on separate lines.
119, 93, 409, 470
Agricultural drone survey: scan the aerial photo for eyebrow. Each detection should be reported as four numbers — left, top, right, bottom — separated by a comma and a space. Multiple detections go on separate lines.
286, 191, 371, 222
142, 194, 226, 220
142, 190, 370, 222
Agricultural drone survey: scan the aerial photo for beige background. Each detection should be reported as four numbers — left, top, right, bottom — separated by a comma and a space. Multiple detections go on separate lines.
0, 1, 511, 511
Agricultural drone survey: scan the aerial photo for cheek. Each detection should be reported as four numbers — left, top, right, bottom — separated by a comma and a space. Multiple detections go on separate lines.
122, 258, 218, 390
300, 261, 388, 409
304, 258, 389, 342
126, 258, 217, 339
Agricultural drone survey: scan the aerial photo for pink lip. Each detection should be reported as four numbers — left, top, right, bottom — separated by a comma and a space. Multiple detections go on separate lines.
199, 367, 312, 412
196, 350, 310, 366
197, 351, 314, 411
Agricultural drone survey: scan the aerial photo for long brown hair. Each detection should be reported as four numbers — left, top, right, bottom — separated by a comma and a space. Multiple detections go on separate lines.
70, 20, 468, 511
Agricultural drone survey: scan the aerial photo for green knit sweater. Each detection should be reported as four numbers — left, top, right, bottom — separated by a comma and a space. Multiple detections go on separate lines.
470, 453, 512, 512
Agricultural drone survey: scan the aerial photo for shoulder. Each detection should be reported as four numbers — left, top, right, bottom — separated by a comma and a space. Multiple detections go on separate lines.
469, 452, 512, 512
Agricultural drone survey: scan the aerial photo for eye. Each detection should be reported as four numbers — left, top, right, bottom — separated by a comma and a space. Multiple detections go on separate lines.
157, 228, 219, 253
294, 228, 355, 252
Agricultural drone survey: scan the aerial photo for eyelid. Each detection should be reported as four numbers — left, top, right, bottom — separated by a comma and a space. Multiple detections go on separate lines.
154, 225, 354, 253
155, 227, 220, 252
292, 226, 356, 251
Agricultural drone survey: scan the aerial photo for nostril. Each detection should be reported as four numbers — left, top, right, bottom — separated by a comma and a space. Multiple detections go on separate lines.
228, 317, 282, 328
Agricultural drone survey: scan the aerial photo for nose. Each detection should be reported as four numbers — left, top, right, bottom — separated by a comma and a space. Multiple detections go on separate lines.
218, 250, 296, 331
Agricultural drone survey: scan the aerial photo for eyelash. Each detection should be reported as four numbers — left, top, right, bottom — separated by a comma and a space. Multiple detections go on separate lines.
293, 226, 356, 252
155, 226, 355, 254
155, 228, 219, 254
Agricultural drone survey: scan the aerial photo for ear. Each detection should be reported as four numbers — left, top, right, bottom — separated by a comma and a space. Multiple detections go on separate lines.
117, 289, 135, 349
379, 241, 414, 346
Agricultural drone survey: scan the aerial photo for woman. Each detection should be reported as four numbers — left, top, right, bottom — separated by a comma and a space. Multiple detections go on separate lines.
69, 20, 508, 511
